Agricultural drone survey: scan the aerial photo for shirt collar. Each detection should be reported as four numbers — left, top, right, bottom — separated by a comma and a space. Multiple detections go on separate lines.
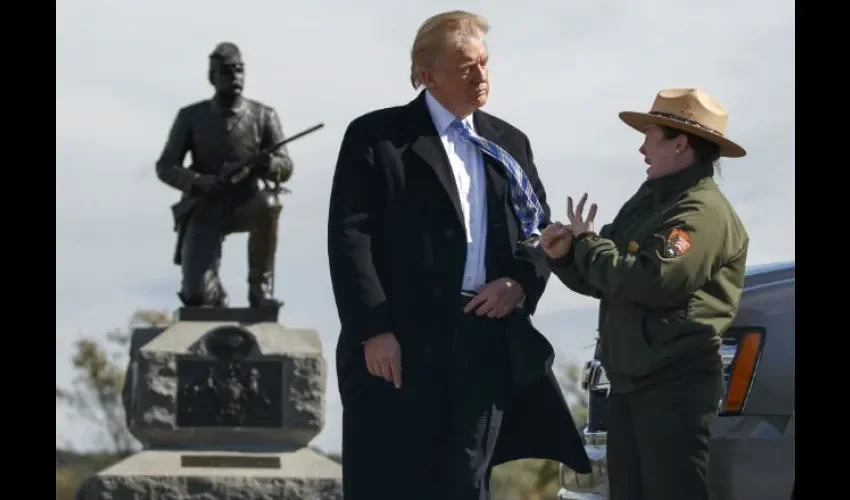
424, 90, 475, 136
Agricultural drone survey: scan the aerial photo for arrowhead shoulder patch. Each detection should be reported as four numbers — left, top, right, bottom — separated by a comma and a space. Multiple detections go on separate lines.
665, 228, 692, 258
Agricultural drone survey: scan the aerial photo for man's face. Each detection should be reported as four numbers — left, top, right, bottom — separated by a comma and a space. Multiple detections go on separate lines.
213, 63, 245, 97
426, 37, 489, 117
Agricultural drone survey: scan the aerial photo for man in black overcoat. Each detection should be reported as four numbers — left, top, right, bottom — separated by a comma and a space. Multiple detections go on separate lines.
326, 11, 591, 500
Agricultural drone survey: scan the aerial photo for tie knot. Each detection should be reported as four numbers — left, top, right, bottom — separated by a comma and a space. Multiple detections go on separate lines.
450, 119, 472, 139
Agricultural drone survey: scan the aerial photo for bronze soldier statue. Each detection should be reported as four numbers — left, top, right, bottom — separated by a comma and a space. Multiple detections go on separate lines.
155, 42, 292, 309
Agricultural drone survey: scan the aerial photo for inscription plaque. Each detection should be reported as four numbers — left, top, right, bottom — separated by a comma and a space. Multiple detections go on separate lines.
176, 358, 284, 428
181, 455, 281, 469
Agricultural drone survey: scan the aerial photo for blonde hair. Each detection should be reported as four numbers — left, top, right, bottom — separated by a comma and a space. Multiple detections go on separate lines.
409, 11, 489, 89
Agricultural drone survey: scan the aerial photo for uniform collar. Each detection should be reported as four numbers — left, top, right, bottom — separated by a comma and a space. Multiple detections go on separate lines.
210, 96, 248, 116
645, 161, 714, 202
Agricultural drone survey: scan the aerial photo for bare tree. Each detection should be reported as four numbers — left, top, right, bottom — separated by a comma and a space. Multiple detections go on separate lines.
56, 309, 175, 454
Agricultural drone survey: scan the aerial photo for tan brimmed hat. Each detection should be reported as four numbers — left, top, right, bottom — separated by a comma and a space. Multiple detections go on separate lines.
619, 88, 746, 158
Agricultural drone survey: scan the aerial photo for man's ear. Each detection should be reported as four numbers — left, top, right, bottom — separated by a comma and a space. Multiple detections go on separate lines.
421, 70, 437, 90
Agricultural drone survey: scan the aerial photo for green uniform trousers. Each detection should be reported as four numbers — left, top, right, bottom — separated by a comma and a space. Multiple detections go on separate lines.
606, 370, 722, 500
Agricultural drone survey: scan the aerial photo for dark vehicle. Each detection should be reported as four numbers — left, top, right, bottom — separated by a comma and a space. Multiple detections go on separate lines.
558, 261, 795, 500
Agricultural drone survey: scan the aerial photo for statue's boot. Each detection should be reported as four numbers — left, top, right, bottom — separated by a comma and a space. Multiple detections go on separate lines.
178, 277, 229, 308
247, 216, 283, 309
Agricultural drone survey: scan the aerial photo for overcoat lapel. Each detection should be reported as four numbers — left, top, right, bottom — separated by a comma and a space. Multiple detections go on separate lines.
408, 92, 464, 225
406, 93, 513, 228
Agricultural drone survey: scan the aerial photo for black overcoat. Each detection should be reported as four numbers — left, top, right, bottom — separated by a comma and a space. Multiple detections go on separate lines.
327, 91, 591, 479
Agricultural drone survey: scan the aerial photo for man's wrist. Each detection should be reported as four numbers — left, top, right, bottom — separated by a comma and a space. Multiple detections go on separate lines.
516, 293, 527, 310
499, 277, 526, 310
355, 302, 392, 344
361, 331, 390, 345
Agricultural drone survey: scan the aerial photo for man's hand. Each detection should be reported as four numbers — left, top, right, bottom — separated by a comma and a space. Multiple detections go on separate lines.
363, 332, 402, 388
254, 153, 274, 175
463, 278, 525, 318
541, 222, 574, 259
567, 193, 598, 236
256, 155, 294, 183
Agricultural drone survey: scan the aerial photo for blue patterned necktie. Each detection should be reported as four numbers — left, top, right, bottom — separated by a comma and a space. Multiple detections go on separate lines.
451, 119, 545, 246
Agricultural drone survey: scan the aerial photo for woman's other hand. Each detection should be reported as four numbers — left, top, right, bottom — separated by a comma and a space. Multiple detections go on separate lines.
567, 193, 598, 236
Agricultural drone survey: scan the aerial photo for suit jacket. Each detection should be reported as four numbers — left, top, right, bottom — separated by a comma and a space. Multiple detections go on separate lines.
327, 91, 590, 472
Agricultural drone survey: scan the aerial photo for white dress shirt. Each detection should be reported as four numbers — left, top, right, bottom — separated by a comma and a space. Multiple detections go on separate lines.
424, 91, 488, 291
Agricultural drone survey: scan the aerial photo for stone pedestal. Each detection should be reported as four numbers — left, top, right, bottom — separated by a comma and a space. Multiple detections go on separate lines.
78, 307, 343, 500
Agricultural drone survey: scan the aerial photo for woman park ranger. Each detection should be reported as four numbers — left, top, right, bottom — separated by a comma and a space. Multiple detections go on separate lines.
541, 88, 750, 500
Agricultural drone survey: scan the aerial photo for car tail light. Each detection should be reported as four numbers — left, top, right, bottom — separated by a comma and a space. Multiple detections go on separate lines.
719, 328, 765, 415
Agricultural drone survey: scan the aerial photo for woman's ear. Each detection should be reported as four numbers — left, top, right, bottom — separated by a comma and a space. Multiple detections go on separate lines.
676, 134, 690, 153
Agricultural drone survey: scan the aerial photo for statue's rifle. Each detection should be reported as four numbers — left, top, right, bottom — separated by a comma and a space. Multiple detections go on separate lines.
170, 122, 325, 226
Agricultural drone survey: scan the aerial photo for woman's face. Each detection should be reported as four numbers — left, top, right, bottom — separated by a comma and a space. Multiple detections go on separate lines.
639, 124, 682, 180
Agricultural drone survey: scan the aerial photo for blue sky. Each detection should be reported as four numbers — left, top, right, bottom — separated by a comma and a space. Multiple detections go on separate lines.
56, 0, 794, 454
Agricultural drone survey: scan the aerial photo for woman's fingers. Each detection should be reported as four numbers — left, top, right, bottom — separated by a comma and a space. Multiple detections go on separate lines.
575, 193, 588, 222
568, 193, 595, 228
587, 202, 598, 224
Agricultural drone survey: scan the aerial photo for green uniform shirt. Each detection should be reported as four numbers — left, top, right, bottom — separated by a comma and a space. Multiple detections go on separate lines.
550, 162, 749, 393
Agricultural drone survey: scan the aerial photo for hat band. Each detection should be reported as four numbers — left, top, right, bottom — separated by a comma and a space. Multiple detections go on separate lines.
648, 111, 722, 136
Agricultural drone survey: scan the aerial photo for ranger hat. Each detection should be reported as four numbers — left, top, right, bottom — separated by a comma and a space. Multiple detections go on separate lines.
619, 88, 746, 158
